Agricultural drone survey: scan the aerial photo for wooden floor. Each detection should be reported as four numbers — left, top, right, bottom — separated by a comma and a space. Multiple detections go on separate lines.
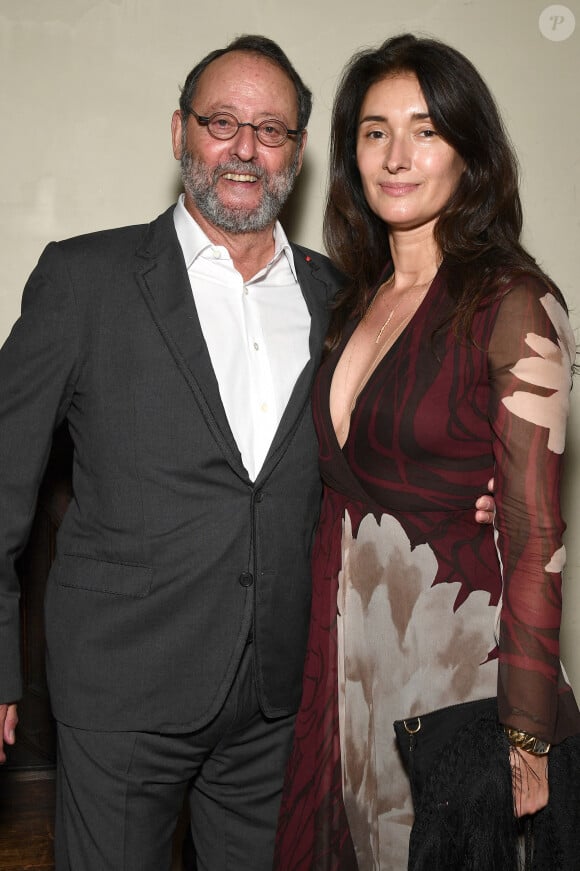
0, 769, 56, 871
0, 769, 189, 870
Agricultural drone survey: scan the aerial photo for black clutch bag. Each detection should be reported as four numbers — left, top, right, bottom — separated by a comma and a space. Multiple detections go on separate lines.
393, 696, 497, 808
393, 697, 580, 870
394, 697, 521, 870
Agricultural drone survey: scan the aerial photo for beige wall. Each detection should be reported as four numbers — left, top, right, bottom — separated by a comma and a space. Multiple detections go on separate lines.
1, 0, 579, 688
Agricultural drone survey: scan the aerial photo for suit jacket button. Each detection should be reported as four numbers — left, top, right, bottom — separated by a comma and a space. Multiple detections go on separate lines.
239, 572, 254, 587
255, 491, 264, 502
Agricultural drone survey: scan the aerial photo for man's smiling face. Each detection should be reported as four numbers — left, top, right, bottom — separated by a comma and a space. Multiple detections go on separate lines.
172, 50, 306, 235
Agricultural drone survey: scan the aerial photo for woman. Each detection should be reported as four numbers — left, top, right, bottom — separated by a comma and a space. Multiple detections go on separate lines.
275, 34, 579, 870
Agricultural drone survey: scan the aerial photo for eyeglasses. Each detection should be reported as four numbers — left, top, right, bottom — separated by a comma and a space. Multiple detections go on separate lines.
185, 107, 302, 148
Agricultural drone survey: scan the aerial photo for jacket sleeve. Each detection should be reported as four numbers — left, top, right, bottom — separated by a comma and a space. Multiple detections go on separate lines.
0, 242, 80, 702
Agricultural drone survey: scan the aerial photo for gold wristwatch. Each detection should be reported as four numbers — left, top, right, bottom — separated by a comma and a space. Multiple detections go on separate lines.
503, 726, 551, 756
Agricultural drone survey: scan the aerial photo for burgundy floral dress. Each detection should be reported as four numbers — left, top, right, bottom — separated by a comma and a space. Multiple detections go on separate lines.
274, 269, 579, 870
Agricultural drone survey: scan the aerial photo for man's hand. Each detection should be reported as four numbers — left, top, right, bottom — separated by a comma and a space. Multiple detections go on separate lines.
475, 477, 495, 525
0, 703, 18, 764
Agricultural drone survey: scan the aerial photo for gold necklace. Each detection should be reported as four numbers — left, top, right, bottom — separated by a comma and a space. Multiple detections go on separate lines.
375, 300, 405, 344
368, 276, 433, 344
335, 273, 435, 439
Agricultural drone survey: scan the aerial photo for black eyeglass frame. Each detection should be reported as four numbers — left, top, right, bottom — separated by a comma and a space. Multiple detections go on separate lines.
184, 107, 303, 147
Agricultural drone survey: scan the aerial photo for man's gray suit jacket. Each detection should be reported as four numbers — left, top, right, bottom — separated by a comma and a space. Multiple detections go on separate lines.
0, 205, 341, 732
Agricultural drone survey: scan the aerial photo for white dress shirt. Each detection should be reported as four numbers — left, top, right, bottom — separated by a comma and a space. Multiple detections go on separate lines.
173, 195, 311, 481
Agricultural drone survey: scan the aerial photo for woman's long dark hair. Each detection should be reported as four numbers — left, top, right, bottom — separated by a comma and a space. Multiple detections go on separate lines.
324, 33, 564, 350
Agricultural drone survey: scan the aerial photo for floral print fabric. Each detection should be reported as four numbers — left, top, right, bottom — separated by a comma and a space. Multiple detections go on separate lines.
337, 511, 497, 868
274, 272, 579, 870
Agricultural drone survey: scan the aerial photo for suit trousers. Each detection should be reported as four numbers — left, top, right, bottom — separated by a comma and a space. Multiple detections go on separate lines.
53, 643, 296, 871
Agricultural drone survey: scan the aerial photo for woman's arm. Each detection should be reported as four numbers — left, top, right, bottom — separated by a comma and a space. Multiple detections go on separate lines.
488, 279, 575, 813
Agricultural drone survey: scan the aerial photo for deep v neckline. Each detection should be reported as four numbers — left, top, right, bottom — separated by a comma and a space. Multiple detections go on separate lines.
329, 269, 439, 451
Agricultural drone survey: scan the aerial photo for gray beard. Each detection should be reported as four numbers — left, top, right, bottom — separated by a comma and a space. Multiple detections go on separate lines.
180, 150, 299, 234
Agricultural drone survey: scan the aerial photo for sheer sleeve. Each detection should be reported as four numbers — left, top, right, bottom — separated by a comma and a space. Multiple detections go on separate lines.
488, 279, 576, 743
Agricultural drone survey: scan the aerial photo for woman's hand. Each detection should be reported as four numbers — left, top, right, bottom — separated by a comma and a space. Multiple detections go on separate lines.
510, 747, 549, 817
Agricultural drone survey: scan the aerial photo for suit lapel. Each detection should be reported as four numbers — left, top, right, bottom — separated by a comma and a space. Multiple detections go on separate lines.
135, 211, 333, 485
135, 207, 248, 477
256, 246, 332, 483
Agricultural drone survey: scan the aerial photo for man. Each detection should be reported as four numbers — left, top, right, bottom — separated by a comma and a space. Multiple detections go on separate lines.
0, 34, 338, 871
0, 35, 494, 870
